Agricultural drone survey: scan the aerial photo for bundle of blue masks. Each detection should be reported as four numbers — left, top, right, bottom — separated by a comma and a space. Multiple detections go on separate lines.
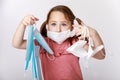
25, 25, 53, 80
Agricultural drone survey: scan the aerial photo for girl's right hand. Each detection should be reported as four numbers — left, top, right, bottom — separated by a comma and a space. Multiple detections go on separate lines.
21, 15, 39, 26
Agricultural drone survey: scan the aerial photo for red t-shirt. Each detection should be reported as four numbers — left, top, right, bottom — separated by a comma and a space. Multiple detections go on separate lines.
35, 37, 83, 80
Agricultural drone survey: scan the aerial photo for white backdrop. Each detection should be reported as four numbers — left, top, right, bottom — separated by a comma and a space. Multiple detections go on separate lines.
0, 0, 120, 80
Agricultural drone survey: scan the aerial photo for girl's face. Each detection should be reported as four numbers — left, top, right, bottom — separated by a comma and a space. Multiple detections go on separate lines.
48, 11, 71, 32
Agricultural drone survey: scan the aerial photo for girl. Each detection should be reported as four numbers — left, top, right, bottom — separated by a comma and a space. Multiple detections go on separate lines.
12, 5, 105, 80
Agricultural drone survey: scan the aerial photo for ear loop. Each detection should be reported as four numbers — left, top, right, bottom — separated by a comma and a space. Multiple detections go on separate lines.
74, 19, 79, 25
73, 19, 82, 39
73, 19, 89, 42
81, 26, 94, 46
74, 18, 92, 46
82, 27, 87, 41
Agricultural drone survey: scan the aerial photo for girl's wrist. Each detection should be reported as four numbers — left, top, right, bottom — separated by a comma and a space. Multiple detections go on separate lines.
20, 20, 27, 28
19, 22, 27, 29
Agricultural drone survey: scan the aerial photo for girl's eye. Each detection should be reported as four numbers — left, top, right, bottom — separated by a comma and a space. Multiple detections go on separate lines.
51, 23, 56, 26
61, 23, 67, 26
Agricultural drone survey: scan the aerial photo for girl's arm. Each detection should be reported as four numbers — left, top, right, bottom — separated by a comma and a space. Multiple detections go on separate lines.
73, 22, 106, 60
89, 27, 106, 59
83, 26, 106, 60
12, 15, 39, 49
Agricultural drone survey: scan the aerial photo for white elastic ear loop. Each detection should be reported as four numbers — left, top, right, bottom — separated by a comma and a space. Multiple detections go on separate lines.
85, 27, 92, 46
74, 18, 90, 40
73, 19, 83, 30
81, 26, 88, 40
93, 45, 104, 56
74, 19, 89, 41
74, 19, 79, 25
81, 26, 93, 46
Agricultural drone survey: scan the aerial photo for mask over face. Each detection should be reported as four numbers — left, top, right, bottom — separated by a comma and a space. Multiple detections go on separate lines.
47, 30, 71, 44
46, 25, 77, 44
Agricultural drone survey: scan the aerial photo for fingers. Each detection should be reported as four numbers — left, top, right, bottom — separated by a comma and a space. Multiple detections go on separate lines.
21, 15, 39, 26
72, 24, 89, 41
31, 15, 39, 21
72, 24, 83, 36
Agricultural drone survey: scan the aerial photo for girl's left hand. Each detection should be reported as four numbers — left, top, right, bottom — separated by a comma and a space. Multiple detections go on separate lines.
72, 22, 89, 40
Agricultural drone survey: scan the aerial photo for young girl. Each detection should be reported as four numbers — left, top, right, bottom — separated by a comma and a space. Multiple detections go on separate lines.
12, 5, 105, 80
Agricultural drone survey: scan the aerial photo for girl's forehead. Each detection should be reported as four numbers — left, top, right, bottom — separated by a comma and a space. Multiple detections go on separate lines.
48, 11, 71, 24
49, 11, 67, 20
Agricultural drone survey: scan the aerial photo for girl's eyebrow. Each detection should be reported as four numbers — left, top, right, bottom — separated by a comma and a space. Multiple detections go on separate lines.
61, 21, 67, 23
49, 20, 69, 23
49, 21, 56, 22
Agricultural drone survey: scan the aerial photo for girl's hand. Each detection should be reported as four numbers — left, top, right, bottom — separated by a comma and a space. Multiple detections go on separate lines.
73, 22, 89, 40
21, 15, 39, 26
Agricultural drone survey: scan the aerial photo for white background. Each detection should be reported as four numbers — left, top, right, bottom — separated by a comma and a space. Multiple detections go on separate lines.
0, 0, 120, 80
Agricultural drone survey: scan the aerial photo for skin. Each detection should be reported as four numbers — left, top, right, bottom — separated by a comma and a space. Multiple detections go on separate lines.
12, 11, 105, 60
47, 11, 71, 32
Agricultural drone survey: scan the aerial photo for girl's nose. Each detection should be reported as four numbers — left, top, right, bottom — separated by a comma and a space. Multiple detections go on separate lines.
56, 25, 61, 32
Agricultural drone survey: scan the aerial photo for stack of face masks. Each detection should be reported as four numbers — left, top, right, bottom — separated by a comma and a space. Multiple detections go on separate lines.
25, 25, 53, 80
66, 26, 104, 68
